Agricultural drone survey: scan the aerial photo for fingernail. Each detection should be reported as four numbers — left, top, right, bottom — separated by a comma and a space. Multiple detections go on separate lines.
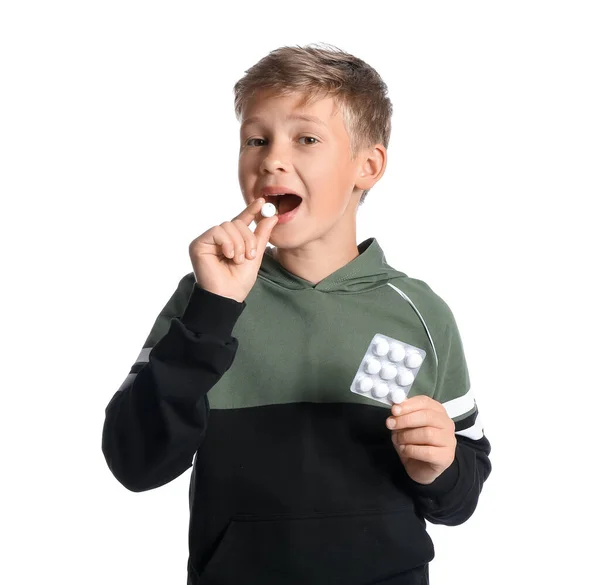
399, 445, 406, 452
250, 249, 256, 258
386, 418, 396, 429
238, 254, 244, 261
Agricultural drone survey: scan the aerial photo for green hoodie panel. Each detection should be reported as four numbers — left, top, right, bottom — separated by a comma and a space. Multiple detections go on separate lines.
207, 281, 436, 409
143, 239, 471, 414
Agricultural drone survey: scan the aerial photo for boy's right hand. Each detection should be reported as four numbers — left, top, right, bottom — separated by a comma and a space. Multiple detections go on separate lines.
189, 198, 279, 303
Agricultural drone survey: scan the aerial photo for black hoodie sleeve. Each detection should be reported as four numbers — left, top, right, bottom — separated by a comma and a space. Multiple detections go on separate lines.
101, 276, 246, 492
404, 433, 492, 526
403, 305, 492, 525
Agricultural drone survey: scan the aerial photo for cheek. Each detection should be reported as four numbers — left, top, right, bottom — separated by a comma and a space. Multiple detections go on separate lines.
305, 158, 337, 190
238, 162, 254, 190
239, 181, 254, 204
237, 166, 251, 198
238, 151, 254, 172
321, 165, 352, 203
238, 159, 248, 179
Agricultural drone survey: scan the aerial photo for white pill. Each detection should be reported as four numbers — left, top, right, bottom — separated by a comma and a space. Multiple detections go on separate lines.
260, 202, 277, 218
405, 352, 423, 368
365, 358, 382, 375
388, 344, 406, 362
373, 383, 390, 398
380, 365, 397, 380
356, 377, 374, 393
373, 339, 390, 356
391, 388, 406, 404
397, 369, 415, 387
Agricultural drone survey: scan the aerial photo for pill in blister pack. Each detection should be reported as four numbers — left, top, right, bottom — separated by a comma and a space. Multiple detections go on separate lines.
350, 333, 426, 406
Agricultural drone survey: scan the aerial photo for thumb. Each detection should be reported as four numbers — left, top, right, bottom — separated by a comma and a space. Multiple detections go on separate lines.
254, 215, 279, 254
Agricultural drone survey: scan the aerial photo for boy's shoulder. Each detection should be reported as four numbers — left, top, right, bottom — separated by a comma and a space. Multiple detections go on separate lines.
386, 271, 460, 336
375, 240, 457, 331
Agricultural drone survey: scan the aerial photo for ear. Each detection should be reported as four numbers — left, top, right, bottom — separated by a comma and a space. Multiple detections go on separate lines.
355, 144, 387, 191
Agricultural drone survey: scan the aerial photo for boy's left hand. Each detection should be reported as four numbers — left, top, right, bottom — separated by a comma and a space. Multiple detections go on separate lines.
386, 395, 457, 485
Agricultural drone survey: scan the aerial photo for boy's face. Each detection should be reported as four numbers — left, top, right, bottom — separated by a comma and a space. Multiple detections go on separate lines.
238, 90, 378, 251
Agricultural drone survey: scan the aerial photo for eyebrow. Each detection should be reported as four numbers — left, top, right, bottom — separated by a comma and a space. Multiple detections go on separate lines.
241, 114, 328, 129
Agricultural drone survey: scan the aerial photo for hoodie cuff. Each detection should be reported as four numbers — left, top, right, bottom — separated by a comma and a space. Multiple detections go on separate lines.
407, 446, 461, 498
180, 284, 246, 339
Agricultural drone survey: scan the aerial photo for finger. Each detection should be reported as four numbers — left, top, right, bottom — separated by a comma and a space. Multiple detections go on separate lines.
386, 409, 447, 431
232, 197, 267, 226
210, 225, 235, 259
390, 395, 445, 417
220, 221, 247, 264
253, 214, 279, 253
395, 444, 446, 465
391, 427, 447, 447
231, 219, 258, 260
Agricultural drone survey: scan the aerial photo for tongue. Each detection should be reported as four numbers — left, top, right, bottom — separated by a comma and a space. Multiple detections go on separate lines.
278, 194, 301, 215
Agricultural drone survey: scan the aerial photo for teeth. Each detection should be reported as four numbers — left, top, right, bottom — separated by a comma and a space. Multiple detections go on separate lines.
263, 193, 300, 211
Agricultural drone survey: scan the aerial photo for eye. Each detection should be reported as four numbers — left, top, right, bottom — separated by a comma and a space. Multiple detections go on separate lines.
244, 136, 319, 147
246, 138, 266, 147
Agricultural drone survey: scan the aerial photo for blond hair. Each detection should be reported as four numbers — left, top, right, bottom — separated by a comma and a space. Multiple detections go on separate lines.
233, 43, 393, 204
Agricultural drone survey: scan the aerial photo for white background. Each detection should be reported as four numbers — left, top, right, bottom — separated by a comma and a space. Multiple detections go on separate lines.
1, 1, 598, 583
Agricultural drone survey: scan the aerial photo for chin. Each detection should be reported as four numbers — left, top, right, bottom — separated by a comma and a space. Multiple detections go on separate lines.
271, 228, 330, 253
267, 230, 306, 250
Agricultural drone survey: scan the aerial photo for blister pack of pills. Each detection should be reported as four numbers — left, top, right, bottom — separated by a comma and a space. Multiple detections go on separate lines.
350, 334, 427, 406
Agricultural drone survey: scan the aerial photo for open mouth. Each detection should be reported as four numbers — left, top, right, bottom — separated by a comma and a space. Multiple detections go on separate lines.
264, 194, 303, 215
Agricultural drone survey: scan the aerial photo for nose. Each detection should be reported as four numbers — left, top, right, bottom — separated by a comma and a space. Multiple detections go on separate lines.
259, 141, 290, 174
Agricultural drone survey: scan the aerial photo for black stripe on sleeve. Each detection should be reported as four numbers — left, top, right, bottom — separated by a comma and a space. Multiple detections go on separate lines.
454, 408, 478, 432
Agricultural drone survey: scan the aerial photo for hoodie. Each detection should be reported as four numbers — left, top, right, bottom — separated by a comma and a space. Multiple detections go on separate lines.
102, 237, 492, 585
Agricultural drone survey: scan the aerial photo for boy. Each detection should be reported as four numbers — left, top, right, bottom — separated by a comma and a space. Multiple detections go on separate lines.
102, 44, 492, 585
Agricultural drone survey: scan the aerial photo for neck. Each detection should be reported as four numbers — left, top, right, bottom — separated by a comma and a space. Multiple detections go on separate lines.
273, 244, 360, 284
273, 220, 360, 284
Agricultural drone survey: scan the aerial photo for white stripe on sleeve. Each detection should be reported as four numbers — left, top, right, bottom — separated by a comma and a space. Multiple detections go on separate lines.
442, 388, 476, 419
387, 283, 438, 369
135, 347, 151, 364
455, 412, 484, 440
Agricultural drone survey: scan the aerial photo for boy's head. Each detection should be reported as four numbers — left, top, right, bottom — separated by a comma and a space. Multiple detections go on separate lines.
233, 44, 392, 252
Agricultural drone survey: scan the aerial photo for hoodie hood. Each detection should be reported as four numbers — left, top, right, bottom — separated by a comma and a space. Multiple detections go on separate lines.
260, 238, 406, 294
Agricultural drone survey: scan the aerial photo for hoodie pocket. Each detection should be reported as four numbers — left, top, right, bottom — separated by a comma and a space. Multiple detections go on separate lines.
197, 509, 434, 585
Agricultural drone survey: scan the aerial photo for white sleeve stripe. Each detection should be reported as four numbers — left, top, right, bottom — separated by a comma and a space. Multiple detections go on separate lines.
386, 283, 438, 369
135, 347, 151, 364
455, 413, 484, 440
442, 388, 476, 419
